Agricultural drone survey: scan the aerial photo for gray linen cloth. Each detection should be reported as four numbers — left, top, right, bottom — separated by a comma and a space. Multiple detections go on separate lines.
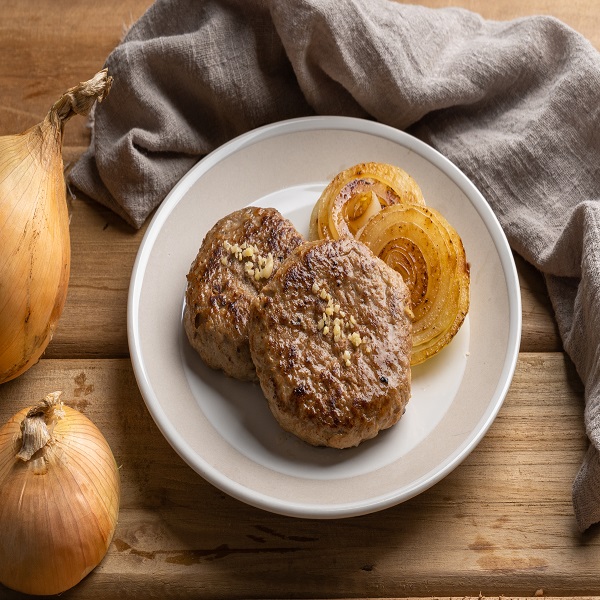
70, 0, 600, 530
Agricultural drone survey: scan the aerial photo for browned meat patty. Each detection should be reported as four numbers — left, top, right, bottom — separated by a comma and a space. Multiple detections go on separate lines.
248, 237, 413, 448
184, 207, 304, 381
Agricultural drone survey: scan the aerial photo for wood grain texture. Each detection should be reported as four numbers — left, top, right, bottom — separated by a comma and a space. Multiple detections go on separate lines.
407, 0, 600, 43
0, 0, 151, 144
0, 0, 598, 598
0, 355, 594, 599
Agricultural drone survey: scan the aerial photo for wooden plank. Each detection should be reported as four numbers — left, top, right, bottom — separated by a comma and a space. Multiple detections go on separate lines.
0, 353, 593, 598
407, 0, 600, 50
0, 0, 153, 144
1, 0, 598, 145
29, 178, 564, 360
48, 195, 148, 359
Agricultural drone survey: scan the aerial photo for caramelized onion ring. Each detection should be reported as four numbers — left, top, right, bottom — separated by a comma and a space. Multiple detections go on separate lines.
358, 204, 470, 365
309, 162, 425, 240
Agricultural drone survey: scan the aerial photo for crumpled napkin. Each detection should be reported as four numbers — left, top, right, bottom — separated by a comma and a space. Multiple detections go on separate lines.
69, 0, 600, 530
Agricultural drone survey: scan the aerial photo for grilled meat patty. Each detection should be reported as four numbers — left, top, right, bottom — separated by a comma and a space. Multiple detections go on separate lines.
184, 206, 304, 381
248, 237, 413, 448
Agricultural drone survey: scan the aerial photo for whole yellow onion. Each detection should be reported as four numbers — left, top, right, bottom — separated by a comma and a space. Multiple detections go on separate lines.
0, 70, 112, 384
0, 391, 120, 595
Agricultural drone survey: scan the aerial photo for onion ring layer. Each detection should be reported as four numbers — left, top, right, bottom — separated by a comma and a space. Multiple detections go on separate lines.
358, 204, 470, 365
309, 162, 425, 241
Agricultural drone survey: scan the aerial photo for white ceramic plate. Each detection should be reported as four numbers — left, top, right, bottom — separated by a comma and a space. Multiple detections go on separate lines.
128, 116, 521, 519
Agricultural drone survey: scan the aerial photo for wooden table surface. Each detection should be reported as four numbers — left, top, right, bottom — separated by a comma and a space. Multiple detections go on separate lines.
1, 0, 599, 598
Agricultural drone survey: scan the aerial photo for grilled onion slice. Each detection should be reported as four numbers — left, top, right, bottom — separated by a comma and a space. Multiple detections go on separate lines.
358, 204, 470, 365
309, 162, 425, 240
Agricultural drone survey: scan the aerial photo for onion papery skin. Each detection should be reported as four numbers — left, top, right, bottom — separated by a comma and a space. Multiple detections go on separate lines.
359, 204, 470, 365
309, 162, 425, 241
0, 122, 70, 384
0, 403, 120, 595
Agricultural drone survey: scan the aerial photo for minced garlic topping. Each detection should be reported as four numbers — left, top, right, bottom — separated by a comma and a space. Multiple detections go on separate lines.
348, 331, 362, 347
311, 280, 367, 366
342, 350, 351, 367
222, 240, 274, 281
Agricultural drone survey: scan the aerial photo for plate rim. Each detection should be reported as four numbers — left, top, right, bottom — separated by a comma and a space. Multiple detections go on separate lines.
127, 115, 522, 518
